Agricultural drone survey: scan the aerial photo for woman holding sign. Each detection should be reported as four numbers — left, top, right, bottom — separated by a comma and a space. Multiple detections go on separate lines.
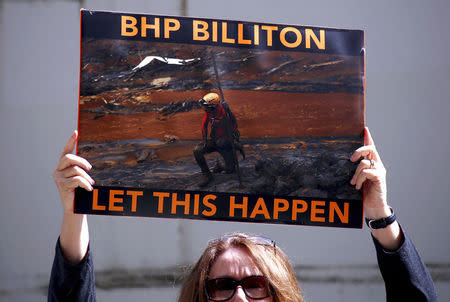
48, 127, 437, 302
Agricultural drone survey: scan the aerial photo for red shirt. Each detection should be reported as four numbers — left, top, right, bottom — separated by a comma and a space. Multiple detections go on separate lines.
201, 105, 237, 140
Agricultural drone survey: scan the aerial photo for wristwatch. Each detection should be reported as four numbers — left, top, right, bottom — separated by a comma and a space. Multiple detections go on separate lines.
365, 207, 396, 229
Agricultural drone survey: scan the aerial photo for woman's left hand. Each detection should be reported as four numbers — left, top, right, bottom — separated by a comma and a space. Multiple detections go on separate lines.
350, 127, 389, 217
350, 127, 402, 250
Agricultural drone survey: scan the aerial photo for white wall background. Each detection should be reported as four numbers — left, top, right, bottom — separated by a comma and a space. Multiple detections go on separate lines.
0, 0, 449, 301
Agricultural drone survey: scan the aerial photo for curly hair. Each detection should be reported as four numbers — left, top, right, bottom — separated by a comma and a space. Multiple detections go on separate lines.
177, 233, 304, 302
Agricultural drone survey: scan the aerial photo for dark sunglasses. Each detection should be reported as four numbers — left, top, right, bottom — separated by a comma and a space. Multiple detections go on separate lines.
205, 275, 272, 301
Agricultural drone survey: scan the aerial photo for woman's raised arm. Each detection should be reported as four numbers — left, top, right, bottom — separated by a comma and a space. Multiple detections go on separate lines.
52, 130, 94, 264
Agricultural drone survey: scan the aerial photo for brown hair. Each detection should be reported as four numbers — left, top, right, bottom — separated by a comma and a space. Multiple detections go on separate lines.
178, 233, 304, 302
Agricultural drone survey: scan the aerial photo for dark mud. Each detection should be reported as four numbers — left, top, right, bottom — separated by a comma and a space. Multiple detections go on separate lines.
79, 136, 362, 200
80, 41, 363, 96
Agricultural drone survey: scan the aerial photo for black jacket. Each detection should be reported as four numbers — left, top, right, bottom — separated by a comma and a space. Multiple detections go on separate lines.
48, 229, 438, 301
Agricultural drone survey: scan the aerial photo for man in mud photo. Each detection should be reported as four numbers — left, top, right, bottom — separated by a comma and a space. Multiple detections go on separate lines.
194, 92, 244, 187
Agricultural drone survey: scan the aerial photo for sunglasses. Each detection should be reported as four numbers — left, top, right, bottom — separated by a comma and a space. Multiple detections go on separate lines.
205, 275, 272, 301
210, 235, 276, 254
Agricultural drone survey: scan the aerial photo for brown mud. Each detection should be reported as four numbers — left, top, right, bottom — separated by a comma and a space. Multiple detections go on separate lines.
79, 90, 363, 143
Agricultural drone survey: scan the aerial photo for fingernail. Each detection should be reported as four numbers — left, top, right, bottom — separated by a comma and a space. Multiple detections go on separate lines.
89, 185, 93, 191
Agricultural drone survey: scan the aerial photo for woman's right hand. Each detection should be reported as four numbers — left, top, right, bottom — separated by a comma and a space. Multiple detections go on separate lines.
53, 130, 93, 263
53, 130, 94, 214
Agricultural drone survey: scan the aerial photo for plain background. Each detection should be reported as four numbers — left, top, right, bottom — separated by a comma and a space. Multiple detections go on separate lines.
0, 0, 449, 301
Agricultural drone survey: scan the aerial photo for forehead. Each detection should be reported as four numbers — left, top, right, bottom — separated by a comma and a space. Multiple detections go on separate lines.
209, 246, 262, 279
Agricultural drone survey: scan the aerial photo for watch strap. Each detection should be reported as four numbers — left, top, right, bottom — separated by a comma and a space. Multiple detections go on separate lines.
365, 207, 396, 229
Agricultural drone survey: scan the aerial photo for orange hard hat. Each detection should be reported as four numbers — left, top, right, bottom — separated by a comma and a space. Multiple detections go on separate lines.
199, 92, 220, 106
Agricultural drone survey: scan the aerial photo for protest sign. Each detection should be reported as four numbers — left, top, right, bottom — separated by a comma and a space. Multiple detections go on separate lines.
75, 10, 365, 228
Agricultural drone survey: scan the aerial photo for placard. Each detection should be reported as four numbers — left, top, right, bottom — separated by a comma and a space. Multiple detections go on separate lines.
75, 9, 365, 228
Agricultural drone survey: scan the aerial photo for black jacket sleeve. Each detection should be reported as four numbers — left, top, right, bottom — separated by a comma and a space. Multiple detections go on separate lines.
48, 238, 97, 302
373, 230, 438, 302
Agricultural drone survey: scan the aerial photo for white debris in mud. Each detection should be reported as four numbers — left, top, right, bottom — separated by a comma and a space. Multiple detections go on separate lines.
132, 56, 201, 70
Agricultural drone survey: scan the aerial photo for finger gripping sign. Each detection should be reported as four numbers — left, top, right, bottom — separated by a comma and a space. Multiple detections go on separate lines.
75, 9, 365, 228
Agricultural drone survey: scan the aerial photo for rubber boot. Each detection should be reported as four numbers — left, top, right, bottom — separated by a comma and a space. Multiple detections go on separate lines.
222, 150, 236, 174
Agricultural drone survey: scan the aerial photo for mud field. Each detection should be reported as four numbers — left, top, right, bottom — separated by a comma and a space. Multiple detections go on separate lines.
77, 39, 364, 200
78, 136, 362, 200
